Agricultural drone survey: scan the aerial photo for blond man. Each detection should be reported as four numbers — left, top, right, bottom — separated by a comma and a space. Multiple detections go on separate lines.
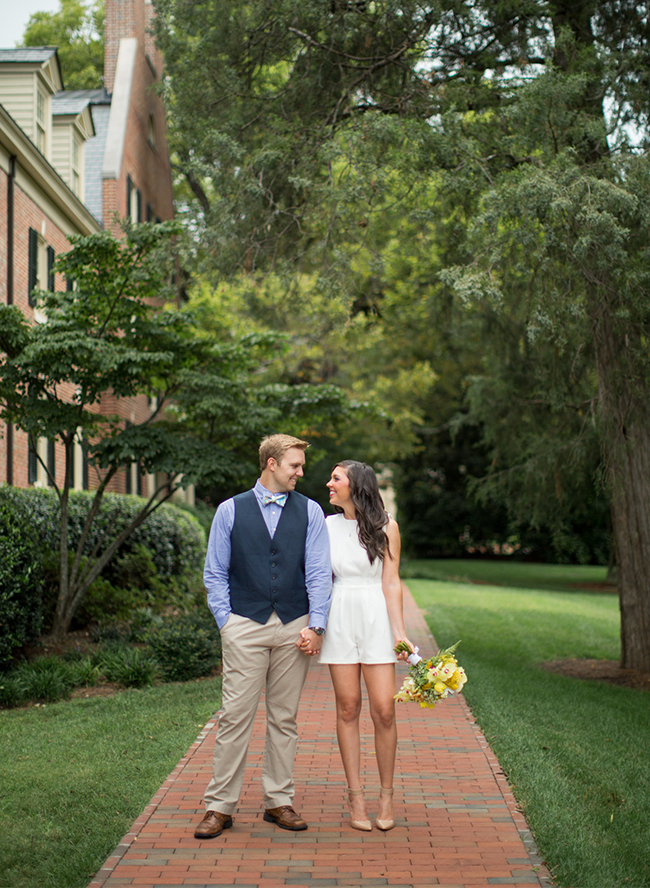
195, 434, 331, 838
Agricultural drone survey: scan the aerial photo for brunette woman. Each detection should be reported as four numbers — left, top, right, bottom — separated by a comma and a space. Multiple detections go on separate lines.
316, 461, 413, 831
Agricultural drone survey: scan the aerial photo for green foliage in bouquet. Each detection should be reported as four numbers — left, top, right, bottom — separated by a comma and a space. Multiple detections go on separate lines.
394, 641, 467, 708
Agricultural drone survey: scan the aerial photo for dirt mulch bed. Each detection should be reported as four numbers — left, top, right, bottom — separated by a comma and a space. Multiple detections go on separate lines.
69, 683, 122, 700
24, 629, 100, 660
569, 582, 618, 594
541, 658, 650, 691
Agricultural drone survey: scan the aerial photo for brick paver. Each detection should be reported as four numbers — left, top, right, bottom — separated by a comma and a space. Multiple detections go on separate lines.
87, 588, 554, 888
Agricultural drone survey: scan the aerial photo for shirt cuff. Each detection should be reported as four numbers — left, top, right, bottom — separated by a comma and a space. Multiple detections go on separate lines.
213, 607, 232, 630
308, 611, 328, 630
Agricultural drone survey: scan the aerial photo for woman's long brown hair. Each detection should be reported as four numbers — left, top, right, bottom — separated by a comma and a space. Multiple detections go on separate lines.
332, 460, 390, 563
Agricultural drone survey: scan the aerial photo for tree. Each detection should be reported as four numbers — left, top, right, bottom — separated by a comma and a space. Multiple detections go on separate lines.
155, 0, 650, 669
21, 0, 104, 90
427, 2, 650, 669
152, 0, 436, 275
0, 223, 346, 637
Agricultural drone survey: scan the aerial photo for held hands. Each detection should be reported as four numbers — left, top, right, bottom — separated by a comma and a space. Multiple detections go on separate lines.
297, 628, 323, 657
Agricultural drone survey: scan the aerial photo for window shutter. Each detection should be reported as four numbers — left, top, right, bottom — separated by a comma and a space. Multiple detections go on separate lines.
136, 189, 143, 222
28, 438, 38, 485
47, 246, 55, 291
126, 174, 132, 221
68, 439, 75, 489
82, 438, 89, 490
47, 439, 56, 487
125, 421, 132, 494
28, 228, 38, 305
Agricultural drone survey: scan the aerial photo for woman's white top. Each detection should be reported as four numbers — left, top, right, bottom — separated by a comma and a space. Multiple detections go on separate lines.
319, 514, 395, 664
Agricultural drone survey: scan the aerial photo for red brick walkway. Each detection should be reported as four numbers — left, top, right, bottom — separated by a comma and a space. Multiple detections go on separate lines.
88, 588, 554, 888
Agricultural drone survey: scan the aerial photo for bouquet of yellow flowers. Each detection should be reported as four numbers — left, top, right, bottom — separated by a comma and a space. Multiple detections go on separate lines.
394, 641, 467, 708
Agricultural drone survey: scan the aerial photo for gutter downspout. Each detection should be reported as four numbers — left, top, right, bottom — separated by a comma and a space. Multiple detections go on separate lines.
7, 155, 15, 305
6, 155, 16, 484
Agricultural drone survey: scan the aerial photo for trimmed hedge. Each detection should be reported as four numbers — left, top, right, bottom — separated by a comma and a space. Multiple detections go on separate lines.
0, 487, 206, 580
0, 492, 43, 670
0, 487, 207, 659
145, 612, 221, 682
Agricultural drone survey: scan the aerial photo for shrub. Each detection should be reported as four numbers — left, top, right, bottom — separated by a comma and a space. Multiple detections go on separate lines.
1, 486, 206, 579
174, 500, 216, 536
66, 657, 100, 687
89, 608, 164, 644
1, 656, 100, 708
145, 612, 221, 682
0, 490, 43, 670
26, 489, 205, 576
96, 645, 159, 688
1, 488, 207, 640
0, 674, 23, 709
12, 656, 75, 703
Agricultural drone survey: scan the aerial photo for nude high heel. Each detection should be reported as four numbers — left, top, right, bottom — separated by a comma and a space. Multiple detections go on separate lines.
347, 787, 372, 831
375, 787, 395, 831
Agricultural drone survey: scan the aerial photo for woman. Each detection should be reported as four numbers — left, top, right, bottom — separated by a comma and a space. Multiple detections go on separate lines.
318, 460, 414, 832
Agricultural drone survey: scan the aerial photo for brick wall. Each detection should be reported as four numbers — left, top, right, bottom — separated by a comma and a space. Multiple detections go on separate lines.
144, 1, 163, 77
0, 167, 7, 305
2, 0, 175, 496
1, 177, 77, 488
105, 0, 145, 94
0, 177, 153, 493
110, 48, 173, 227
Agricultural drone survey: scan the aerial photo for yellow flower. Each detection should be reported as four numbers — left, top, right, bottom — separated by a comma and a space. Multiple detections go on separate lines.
454, 667, 468, 690
439, 662, 456, 680
433, 681, 448, 695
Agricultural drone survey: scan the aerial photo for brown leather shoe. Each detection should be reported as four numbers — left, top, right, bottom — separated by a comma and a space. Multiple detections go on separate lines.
194, 810, 233, 839
263, 805, 308, 831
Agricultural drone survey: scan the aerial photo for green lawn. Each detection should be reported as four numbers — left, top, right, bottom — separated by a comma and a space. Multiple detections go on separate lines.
408, 567, 649, 888
0, 678, 222, 888
402, 557, 611, 593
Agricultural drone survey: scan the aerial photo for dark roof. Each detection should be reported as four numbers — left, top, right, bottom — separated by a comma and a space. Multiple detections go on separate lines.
84, 102, 111, 224
52, 89, 109, 115
0, 47, 58, 63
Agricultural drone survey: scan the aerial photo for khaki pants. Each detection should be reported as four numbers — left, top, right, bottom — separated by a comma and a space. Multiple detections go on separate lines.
203, 611, 310, 814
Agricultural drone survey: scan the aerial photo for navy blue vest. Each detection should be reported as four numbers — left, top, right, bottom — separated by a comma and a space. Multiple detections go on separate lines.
228, 489, 309, 624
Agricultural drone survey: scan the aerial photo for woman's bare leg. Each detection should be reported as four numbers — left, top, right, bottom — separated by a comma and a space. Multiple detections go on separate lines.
362, 663, 397, 823
329, 664, 369, 822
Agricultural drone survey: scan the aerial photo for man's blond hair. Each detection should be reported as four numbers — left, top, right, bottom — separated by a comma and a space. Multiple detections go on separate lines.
259, 434, 310, 471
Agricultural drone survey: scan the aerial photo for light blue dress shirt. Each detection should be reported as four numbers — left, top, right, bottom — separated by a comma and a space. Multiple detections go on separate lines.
204, 480, 332, 629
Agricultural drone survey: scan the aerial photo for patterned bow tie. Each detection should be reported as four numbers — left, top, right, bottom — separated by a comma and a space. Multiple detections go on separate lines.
262, 492, 288, 507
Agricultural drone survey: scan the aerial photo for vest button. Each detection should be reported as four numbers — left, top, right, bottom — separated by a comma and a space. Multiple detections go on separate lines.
271, 562, 276, 567
271, 574, 277, 580
271, 549, 276, 555
272, 587, 277, 593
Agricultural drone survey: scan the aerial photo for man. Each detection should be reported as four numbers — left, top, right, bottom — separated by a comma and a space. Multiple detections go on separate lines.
195, 434, 332, 839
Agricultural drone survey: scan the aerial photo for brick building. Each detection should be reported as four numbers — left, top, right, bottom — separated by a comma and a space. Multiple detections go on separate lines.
0, 0, 186, 501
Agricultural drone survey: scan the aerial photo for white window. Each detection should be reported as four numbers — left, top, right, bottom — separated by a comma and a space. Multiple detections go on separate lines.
147, 113, 156, 150
36, 90, 46, 153
72, 135, 81, 197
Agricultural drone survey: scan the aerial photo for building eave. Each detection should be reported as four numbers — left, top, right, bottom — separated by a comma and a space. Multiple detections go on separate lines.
0, 103, 101, 235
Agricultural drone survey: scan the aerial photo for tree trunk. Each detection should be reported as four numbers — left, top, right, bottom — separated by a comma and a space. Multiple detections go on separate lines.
51, 482, 72, 640
593, 308, 650, 671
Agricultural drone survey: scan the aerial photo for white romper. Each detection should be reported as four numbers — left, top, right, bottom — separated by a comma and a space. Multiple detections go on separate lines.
319, 514, 396, 664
